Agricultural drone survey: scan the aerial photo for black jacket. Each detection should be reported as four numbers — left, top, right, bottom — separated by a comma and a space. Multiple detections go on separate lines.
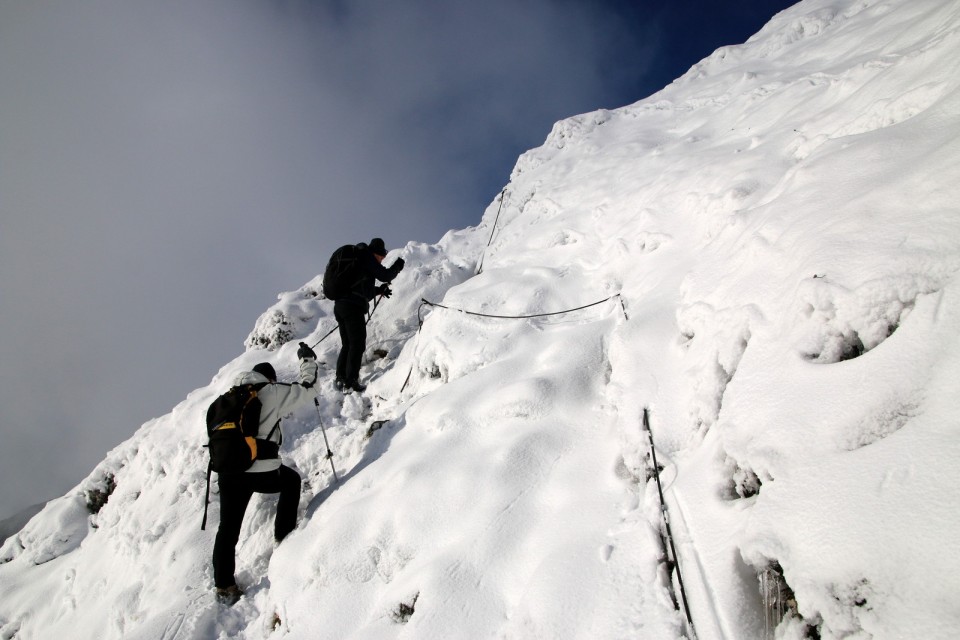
342, 243, 402, 312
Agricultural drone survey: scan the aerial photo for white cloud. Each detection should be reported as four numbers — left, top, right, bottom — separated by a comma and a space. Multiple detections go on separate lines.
0, 0, 652, 516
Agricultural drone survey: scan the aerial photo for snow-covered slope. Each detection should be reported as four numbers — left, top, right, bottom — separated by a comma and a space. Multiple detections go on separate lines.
3, 0, 960, 638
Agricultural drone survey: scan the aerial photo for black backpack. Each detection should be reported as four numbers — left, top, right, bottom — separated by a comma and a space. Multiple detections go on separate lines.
206, 383, 267, 474
322, 244, 364, 300
200, 382, 279, 530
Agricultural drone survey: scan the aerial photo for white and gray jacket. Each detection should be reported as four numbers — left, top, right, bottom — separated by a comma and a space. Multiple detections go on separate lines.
233, 358, 318, 473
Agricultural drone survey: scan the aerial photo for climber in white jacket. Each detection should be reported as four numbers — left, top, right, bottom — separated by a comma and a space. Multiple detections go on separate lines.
212, 342, 319, 605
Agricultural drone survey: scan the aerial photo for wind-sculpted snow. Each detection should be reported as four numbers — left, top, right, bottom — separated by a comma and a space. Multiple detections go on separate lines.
4, 1, 960, 638
792, 273, 939, 363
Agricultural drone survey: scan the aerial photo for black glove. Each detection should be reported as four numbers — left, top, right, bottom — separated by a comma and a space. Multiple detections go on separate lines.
297, 342, 316, 360
392, 257, 405, 273
378, 284, 393, 298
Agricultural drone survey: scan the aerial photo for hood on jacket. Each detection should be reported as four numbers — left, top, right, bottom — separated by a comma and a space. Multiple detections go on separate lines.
233, 370, 271, 387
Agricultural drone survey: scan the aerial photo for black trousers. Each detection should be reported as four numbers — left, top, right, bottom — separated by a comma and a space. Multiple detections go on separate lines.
212, 465, 301, 588
334, 300, 367, 383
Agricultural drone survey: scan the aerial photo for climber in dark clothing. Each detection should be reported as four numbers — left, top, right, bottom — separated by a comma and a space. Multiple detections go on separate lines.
334, 238, 404, 393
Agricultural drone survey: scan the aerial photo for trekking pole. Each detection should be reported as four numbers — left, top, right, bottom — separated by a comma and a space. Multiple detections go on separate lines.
311, 324, 339, 350
366, 294, 383, 325
200, 463, 212, 530
314, 398, 339, 482
310, 294, 385, 349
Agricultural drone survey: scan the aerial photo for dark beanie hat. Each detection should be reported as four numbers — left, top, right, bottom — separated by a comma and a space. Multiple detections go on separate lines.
253, 362, 277, 381
369, 237, 387, 256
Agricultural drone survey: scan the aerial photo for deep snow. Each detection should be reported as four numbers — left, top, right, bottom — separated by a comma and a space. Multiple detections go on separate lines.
3, 0, 960, 638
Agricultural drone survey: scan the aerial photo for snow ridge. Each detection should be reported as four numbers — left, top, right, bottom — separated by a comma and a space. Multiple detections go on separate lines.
4, 1, 960, 638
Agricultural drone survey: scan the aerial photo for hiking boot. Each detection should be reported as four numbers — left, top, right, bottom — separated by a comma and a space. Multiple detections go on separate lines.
215, 585, 243, 606
347, 379, 367, 393
334, 378, 346, 392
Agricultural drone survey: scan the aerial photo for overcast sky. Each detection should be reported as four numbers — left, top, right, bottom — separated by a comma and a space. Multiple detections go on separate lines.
0, 0, 797, 519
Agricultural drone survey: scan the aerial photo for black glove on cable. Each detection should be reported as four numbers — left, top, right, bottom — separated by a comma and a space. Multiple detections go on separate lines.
378, 284, 393, 299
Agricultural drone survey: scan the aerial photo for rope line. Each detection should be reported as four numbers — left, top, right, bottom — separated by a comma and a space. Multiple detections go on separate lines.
419, 293, 620, 322
401, 293, 623, 394
475, 188, 507, 275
